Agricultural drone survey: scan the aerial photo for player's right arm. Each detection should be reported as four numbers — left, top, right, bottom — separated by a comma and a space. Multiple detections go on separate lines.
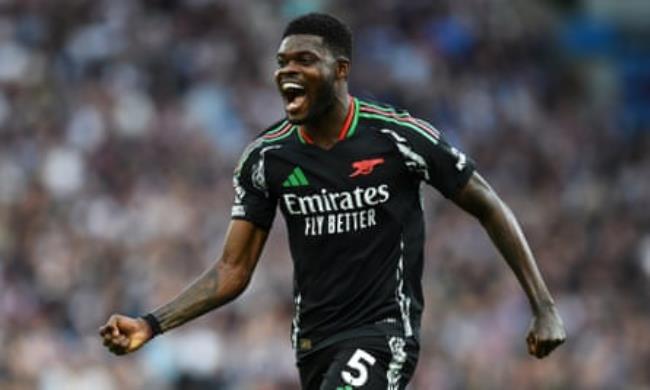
99, 219, 269, 355
100, 134, 278, 355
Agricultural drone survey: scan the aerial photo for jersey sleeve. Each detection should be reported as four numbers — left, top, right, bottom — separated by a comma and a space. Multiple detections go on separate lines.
231, 140, 277, 230
380, 115, 475, 198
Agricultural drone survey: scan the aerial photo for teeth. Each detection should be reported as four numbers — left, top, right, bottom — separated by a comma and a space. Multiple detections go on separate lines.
282, 82, 305, 91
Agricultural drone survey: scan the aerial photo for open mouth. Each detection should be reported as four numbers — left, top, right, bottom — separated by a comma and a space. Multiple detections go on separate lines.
281, 82, 307, 114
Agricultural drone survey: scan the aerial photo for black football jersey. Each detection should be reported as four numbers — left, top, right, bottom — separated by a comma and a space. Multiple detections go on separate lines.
231, 97, 475, 356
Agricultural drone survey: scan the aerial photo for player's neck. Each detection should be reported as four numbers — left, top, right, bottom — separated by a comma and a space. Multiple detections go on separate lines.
302, 91, 350, 150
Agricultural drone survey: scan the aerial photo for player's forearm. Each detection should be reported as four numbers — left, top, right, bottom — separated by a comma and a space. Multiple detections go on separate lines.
480, 199, 556, 314
151, 259, 251, 332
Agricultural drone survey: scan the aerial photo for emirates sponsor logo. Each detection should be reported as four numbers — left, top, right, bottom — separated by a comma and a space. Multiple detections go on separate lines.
282, 185, 390, 216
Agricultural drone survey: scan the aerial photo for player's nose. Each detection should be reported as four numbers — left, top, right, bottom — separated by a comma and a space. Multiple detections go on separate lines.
276, 60, 302, 78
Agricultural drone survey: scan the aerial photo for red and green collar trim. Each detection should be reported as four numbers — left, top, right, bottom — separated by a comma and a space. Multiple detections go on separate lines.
298, 96, 360, 144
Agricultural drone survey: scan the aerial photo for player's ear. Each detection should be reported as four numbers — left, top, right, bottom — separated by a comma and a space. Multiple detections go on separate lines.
335, 59, 350, 80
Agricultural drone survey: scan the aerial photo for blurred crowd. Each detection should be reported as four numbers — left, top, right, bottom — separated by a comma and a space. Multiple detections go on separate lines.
0, 0, 648, 389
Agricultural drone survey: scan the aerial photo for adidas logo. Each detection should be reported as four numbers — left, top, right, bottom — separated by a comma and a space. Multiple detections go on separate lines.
283, 166, 309, 187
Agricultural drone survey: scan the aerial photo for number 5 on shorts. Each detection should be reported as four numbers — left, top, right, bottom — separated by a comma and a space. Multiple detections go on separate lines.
341, 349, 376, 387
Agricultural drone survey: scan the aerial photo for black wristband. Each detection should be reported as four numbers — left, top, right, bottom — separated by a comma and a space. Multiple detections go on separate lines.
141, 313, 163, 337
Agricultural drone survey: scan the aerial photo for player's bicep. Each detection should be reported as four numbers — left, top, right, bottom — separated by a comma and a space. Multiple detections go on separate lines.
221, 219, 270, 275
451, 171, 501, 221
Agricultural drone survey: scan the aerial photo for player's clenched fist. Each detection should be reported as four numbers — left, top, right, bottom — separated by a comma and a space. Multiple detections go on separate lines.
526, 306, 566, 359
99, 314, 153, 355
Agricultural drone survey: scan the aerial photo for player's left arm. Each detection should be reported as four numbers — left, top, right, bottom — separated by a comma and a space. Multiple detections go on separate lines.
452, 171, 566, 359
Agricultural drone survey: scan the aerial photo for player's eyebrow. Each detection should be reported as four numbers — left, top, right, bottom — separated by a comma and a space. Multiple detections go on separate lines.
277, 50, 321, 58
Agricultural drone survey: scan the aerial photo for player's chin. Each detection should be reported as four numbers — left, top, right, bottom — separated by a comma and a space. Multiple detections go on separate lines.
287, 114, 307, 125
285, 107, 310, 124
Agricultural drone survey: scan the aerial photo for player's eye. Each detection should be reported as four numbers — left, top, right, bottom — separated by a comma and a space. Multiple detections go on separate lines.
297, 55, 316, 65
277, 57, 287, 67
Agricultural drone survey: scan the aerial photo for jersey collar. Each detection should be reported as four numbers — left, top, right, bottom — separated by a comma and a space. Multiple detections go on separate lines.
298, 96, 360, 144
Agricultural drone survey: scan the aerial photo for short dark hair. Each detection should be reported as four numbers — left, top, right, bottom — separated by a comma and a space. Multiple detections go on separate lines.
282, 13, 352, 60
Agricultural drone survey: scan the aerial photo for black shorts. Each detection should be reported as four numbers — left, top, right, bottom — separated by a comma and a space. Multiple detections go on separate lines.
297, 335, 419, 390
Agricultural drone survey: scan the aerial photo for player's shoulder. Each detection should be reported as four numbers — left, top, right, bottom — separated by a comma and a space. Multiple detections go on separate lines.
245, 118, 294, 151
357, 97, 409, 116
235, 118, 294, 170
255, 118, 297, 143
356, 97, 441, 144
